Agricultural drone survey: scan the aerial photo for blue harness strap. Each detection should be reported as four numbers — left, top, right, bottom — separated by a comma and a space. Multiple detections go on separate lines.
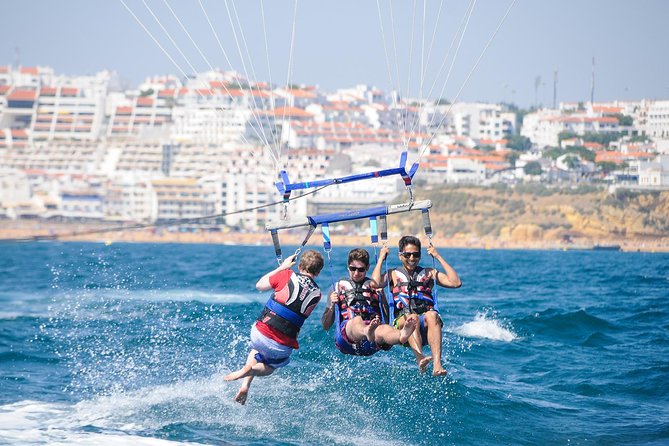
369, 216, 378, 244
264, 299, 306, 328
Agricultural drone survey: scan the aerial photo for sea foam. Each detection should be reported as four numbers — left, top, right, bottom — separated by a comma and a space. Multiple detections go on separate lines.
452, 312, 518, 342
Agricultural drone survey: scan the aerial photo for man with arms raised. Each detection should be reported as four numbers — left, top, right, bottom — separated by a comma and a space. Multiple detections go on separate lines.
371, 236, 461, 376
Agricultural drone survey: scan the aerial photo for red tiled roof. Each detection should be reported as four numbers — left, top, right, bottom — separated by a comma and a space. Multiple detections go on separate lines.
61, 87, 78, 97
592, 105, 623, 114
158, 89, 175, 98
287, 89, 317, 99
7, 88, 37, 101
266, 106, 313, 118
40, 86, 57, 96
20, 67, 38, 75
0, 85, 11, 95
11, 129, 28, 139
137, 97, 154, 107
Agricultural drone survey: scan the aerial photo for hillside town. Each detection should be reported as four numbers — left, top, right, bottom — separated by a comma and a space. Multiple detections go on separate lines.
1, 65, 668, 232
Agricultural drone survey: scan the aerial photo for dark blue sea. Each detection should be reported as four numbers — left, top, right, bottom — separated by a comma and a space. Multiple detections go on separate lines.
1, 242, 668, 445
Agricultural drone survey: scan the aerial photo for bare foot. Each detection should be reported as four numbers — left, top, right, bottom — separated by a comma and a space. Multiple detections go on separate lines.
399, 317, 417, 344
363, 317, 380, 342
418, 355, 433, 373
432, 366, 448, 377
234, 387, 249, 405
224, 365, 252, 381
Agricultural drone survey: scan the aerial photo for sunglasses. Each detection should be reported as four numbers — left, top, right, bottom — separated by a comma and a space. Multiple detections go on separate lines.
400, 251, 421, 259
348, 265, 367, 273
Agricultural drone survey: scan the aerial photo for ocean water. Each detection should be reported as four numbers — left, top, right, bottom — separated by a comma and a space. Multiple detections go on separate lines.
0, 241, 668, 445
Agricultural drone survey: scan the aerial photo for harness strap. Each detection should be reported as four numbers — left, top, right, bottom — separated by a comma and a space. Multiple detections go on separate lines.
321, 223, 338, 310
294, 225, 316, 257
369, 217, 378, 244
264, 298, 306, 327
378, 215, 387, 242
270, 229, 282, 264
422, 209, 433, 239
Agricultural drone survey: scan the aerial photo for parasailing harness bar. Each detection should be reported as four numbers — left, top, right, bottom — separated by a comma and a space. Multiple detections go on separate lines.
275, 151, 419, 203
266, 200, 432, 232
266, 199, 432, 264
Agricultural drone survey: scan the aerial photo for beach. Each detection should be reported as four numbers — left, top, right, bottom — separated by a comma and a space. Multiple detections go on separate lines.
2, 219, 668, 252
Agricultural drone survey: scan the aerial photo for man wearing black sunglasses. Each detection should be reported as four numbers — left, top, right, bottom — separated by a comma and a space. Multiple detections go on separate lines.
371, 235, 461, 376
322, 248, 416, 356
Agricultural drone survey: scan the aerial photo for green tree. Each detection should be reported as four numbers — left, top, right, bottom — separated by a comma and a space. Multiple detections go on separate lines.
505, 151, 520, 167
613, 113, 634, 126
543, 146, 565, 160
506, 134, 532, 151
139, 88, 154, 97
524, 161, 543, 176
563, 155, 580, 170
558, 131, 578, 144
596, 161, 619, 174
567, 145, 596, 162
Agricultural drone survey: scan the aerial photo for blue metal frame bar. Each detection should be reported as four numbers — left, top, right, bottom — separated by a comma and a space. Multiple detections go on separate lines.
266, 200, 432, 231
275, 151, 419, 200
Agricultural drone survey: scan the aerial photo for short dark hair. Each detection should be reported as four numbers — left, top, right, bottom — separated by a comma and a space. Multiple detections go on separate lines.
347, 248, 370, 267
299, 250, 324, 275
399, 235, 421, 252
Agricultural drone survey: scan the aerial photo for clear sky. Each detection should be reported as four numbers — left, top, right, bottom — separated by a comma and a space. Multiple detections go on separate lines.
2, 0, 668, 108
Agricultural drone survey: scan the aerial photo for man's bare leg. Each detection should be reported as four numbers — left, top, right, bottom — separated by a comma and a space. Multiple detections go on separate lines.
225, 349, 276, 381
344, 316, 379, 343
373, 316, 417, 345
235, 376, 253, 405
400, 315, 432, 372
424, 311, 447, 376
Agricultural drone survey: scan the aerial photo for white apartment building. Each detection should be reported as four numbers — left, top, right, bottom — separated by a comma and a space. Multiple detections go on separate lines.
522, 109, 620, 148
104, 175, 157, 222
223, 171, 274, 230
447, 103, 514, 140
446, 157, 486, 184
0, 67, 109, 141
152, 177, 222, 223
645, 100, 669, 140
638, 155, 669, 188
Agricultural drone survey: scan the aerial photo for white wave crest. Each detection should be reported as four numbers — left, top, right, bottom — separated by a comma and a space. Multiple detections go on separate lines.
452, 312, 518, 342
0, 400, 200, 445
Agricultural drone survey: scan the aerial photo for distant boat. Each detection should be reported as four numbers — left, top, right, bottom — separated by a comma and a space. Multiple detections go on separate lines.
593, 244, 621, 251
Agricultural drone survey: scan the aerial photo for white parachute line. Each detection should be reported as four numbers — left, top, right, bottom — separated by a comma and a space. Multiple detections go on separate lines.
421, 0, 475, 105
162, 0, 276, 173
120, 0, 275, 175
419, 0, 477, 153
376, 0, 402, 139
141, 0, 198, 75
259, 0, 281, 157
278, 0, 299, 168
119, 0, 189, 83
162, 0, 216, 69
222, 0, 279, 161
198, 0, 278, 166
418, 0, 518, 165
423, 0, 446, 77
163, 0, 262, 150
402, 0, 417, 151
406, 0, 431, 160
388, 1, 409, 151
